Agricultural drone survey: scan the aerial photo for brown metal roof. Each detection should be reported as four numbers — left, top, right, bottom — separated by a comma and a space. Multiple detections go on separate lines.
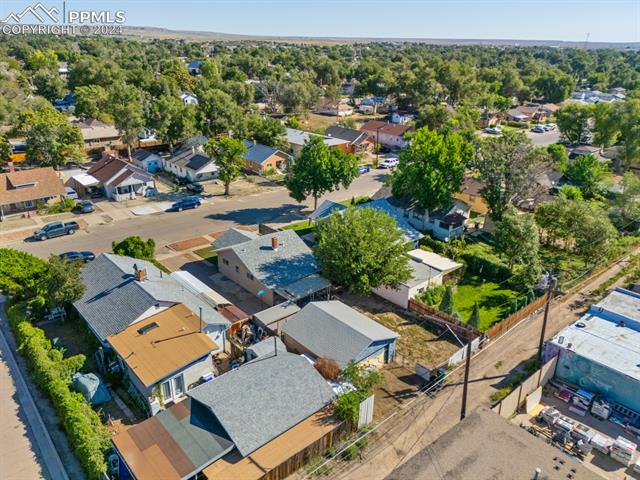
110, 169, 134, 187
203, 408, 340, 480
360, 121, 411, 137
0, 167, 66, 206
88, 156, 128, 183
107, 304, 217, 387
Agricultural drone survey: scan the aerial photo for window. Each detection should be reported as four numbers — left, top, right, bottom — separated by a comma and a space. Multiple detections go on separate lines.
235, 266, 240, 273
161, 381, 172, 401
246, 273, 254, 280
173, 376, 184, 396
222, 258, 229, 266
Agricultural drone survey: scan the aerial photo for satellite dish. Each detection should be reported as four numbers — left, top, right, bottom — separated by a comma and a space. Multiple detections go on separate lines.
257, 290, 265, 298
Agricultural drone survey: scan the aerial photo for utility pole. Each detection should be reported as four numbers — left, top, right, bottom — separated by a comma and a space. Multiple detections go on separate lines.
538, 270, 558, 363
460, 327, 474, 421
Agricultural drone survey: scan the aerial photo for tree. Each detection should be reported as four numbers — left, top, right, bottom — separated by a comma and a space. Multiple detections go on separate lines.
0, 133, 11, 162
494, 208, 540, 269
0, 249, 50, 299
150, 95, 197, 148
12, 105, 83, 167
314, 207, 412, 294
547, 144, 569, 171
74, 85, 111, 122
555, 103, 593, 144
106, 84, 145, 159
392, 128, 471, 212
565, 154, 609, 197
247, 115, 287, 149
285, 135, 357, 210
557, 185, 583, 200
203, 137, 247, 195
439, 285, 454, 315
610, 172, 640, 232
26, 49, 58, 71
469, 303, 480, 330
277, 81, 320, 113
533, 69, 575, 103
45, 256, 85, 308
477, 130, 550, 220
196, 88, 246, 138
112, 236, 155, 260
575, 203, 617, 264
33, 70, 66, 102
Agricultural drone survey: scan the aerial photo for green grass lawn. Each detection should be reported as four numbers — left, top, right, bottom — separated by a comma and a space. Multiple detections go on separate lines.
193, 246, 218, 264
282, 220, 316, 237
453, 274, 520, 331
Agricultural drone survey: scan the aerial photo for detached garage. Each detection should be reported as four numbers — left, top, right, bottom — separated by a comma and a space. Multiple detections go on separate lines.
281, 301, 398, 369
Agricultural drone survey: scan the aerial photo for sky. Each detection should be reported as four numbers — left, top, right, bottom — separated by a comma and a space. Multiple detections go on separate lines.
2, 0, 639, 43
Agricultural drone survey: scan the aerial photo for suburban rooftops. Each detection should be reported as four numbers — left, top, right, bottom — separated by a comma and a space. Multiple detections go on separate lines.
166, 146, 213, 172
282, 300, 398, 368
0, 167, 66, 206
212, 227, 259, 251
107, 304, 217, 387
242, 140, 289, 165
188, 351, 335, 457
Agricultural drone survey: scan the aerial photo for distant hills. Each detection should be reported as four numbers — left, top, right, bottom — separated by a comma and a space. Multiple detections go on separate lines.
122, 26, 640, 49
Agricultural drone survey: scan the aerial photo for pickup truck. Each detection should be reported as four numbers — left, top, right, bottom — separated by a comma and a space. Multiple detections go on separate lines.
33, 221, 79, 241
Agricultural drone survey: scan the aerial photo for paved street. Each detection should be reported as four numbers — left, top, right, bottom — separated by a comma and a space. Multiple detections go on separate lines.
6, 170, 387, 259
327, 253, 636, 480
526, 128, 561, 147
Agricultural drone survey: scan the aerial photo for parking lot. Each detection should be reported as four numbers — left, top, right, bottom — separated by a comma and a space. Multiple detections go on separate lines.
515, 392, 640, 480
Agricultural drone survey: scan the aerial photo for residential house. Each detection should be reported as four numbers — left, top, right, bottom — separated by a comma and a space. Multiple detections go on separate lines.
505, 106, 537, 122
57, 61, 69, 78
362, 199, 424, 247
70, 117, 121, 150
359, 121, 411, 149
112, 352, 336, 480
213, 227, 259, 251
245, 336, 286, 361
164, 145, 218, 182
131, 149, 162, 173
315, 100, 354, 117
285, 128, 349, 157
180, 92, 199, 105
325, 125, 373, 153
187, 60, 202, 76
390, 113, 414, 125
454, 176, 489, 215
570, 89, 621, 104
74, 253, 230, 349
373, 250, 463, 309
53, 93, 75, 112
108, 304, 219, 415
251, 302, 301, 335
87, 155, 155, 201
242, 140, 291, 175
0, 167, 66, 219
370, 186, 469, 242
282, 300, 398, 368
480, 111, 501, 128
341, 79, 356, 96
215, 229, 331, 306
309, 199, 348, 222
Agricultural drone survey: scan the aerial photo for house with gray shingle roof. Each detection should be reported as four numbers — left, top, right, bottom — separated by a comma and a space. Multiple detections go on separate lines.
74, 253, 229, 348
242, 140, 291, 175
212, 227, 259, 251
216, 229, 331, 306
282, 300, 398, 369
163, 145, 217, 182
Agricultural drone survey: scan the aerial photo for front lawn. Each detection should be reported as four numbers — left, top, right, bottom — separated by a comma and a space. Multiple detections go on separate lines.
193, 246, 218, 264
282, 220, 316, 237
453, 274, 520, 331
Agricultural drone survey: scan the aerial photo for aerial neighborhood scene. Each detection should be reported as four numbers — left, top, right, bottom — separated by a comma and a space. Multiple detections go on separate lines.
1, 1, 640, 479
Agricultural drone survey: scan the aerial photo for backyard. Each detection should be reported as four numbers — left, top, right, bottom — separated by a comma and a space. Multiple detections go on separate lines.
452, 274, 519, 330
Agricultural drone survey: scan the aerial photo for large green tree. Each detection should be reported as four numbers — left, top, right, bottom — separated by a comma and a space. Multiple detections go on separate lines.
392, 128, 471, 212
150, 95, 198, 148
12, 105, 83, 167
285, 135, 357, 210
204, 137, 247, 195
112, 236, 156, 260
74, 85, 111, 122
45, 255, 85, 308
196, 88, 246, 138
0, 133, 11, 162
476, 130, 549, 220
106, 84, 146, 159
494, 208, 540, 269
565, 154, 609, 198
555, 103, 593, 144
314, 207, 412, 294
247, 115, 287, 150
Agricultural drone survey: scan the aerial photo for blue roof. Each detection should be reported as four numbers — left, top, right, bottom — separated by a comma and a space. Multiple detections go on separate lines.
361, 199, 423, 244
309, 199, 347, 221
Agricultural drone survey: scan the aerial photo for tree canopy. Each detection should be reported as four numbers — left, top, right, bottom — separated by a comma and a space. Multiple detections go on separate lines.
112, 236, 156, 260
204, 137, 247, 195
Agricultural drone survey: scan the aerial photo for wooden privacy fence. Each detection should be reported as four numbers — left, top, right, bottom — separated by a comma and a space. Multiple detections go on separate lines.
407, 299, 478, 340
484, 295, 547, 340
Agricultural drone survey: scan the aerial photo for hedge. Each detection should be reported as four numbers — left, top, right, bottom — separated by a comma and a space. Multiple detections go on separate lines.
461, 251, 511, 283
7, 302, 110, 479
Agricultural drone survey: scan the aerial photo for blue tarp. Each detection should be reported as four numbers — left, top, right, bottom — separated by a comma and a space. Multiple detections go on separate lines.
72, 372, 111, 405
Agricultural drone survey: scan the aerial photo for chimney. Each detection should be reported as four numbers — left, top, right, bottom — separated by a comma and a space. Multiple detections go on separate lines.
533, 468, 542, 480
192, 146, 196, 154
135, 268, 147, 282
271, 236, 278, 251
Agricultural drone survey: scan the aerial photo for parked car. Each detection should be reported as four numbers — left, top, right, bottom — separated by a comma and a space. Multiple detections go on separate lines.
484, 127, 502, 135
543, 123, 556, 131
358, 165, 371, 175
33, 221, 79, 241
59, 251, 95, 262
378, 157, 399, 169
581, 134, 593, 144
186, 182, 204, 194
75, 200, 95, 214
171, 197, 201, 212
65, 187, 79, 200
531, 125, 546, 133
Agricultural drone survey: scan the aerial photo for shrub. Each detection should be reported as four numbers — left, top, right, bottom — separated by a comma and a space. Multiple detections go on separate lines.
0, 249, 50, 298
334, 391, 362, 424
7, 303, 110, 478
38, 197, 75, 214
461, 251, 511, 283
439, 285, 454, 314
314, 357, 341, 381
417, 284, 446, 306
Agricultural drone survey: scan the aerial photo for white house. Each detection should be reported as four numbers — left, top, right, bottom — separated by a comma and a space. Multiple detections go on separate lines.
374, 250, 463, 309
360, 121, 411, 149
87, 155, 155, 201
164, 146, 218, 182
285, 128, 349, 157
315, 100, 354, 117
180, 92, 199, 105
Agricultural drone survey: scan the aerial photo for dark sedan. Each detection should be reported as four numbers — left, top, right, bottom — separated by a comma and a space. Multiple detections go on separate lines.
75, 200, 95, 214
58, 251, 96, 263
170, 197, 201, 212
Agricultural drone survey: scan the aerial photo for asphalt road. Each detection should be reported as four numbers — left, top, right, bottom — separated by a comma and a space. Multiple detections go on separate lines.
526, 128, 561, 147
8, 170, 387, 259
